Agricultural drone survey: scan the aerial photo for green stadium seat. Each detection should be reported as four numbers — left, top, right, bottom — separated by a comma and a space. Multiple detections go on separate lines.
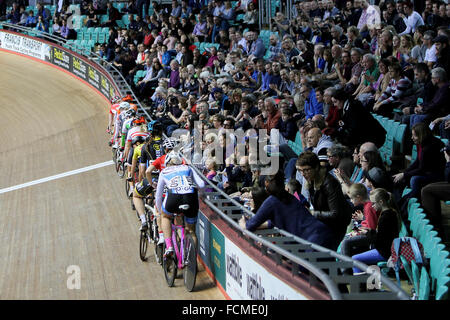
418, 267, 430, 300
430, 249, 450, 292
91, 32, 98, 42
98, 32, 106, 43
400, 255, 414, 286
411, 260, 420, 297
399, 221, 409, 237
436, 274, 450, 300
410, 217, 430, 240
394, 123, 407, 154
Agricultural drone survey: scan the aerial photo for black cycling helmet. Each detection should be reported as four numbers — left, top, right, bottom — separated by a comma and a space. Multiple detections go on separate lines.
132, 135, 146, 145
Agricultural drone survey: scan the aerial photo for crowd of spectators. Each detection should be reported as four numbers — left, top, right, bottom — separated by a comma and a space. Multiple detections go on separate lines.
2, 0, 450, 274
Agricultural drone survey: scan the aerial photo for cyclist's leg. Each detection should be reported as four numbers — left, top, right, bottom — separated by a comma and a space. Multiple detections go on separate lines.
185, 222, 197, 248
183, 192, 199, 247
133, 189, 147, 229
161, 211, 174, 254
127, 146, 135, 193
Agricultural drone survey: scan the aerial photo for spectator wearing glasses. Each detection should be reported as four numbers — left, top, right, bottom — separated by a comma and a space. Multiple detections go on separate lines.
297, 151, 352, 246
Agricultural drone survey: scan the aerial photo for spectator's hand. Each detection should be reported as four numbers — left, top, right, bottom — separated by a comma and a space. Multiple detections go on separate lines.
414, 105, 423, 114
373, 102, 381, 112
392, 173, 404, 184
432, 117, 444, 126
402, 107, 411, 115
352, 210, 364, 221
239, 215, 247, 229
359, 227, 369, 235
445, 120, 450, 130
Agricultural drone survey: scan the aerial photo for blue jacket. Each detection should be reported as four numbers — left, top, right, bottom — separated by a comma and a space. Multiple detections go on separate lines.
246, 195, 336, 249
304, 88, 323, 120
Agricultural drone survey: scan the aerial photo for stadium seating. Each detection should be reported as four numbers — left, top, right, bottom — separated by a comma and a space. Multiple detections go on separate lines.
419, 267, 431, 300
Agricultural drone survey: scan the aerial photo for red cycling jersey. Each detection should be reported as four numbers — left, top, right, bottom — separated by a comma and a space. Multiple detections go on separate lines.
152, 154, 186, 171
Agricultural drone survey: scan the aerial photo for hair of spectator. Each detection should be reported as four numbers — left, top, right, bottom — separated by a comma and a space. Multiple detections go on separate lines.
296, 151, 321, 169
412, 122, 433, 146
431, 67, 448, 82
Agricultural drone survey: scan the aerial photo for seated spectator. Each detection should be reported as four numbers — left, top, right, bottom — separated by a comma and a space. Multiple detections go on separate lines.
51, 17, 62, 36
340, 183, 380, 258
352, 188, 401, 274
300, 83, 324, 120
409, 67, 449, 128
25, 10, 37, 28
297, 151, 353, 246
242, 2, 257, 30
421, 142, 450, 240
85, 3, 98, 28
239, 169, 338, 250
35, 15, 49, 33
393, 122, 446, 203
17, 5, 27, 26
433, 34, 450, 77
60, 19, 70, 39
327, 143, 355, 179
373, 61, 413, 116
276, 108, 297, 144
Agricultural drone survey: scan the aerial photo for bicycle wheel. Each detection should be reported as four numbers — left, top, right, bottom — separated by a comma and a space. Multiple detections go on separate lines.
125, 177, 131, 198
112, 147, 117, 165
154, 240, 163, 266
139, 230, 148, 262
183, 233, 198, 292
116, 159, 125, 178
163, 245, 177, 287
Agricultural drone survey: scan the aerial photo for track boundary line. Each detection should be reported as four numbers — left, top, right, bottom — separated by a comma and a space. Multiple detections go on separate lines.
0, 160, 114, 194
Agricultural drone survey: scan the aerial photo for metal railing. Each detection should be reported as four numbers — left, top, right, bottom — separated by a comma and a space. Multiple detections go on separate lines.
0, 22, 410, 300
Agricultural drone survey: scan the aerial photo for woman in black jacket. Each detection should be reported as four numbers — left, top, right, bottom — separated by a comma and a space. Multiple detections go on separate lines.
331, 88, 386, 149
393, 122, 446, 201
297, 151, 353, 245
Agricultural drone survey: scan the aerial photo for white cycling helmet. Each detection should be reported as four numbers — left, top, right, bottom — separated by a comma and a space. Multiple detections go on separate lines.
162, 137, 178, 150
119, 101, 130, 110
164, 151, 183, 166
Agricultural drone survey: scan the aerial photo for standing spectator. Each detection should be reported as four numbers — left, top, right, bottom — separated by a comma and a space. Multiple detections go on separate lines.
331, 88, 386, 149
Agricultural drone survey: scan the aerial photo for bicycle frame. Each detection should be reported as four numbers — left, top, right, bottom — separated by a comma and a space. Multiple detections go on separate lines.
171, 215, 185, 270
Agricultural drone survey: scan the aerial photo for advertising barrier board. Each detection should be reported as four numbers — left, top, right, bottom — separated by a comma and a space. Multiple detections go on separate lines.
0, 30, 118, 101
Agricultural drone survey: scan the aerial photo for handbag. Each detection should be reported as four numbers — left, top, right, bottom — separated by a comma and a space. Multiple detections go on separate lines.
387, 237, 426, 286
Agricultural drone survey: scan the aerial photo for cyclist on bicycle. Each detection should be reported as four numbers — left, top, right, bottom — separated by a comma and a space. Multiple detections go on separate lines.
134, 136, 176, 231
128, 134, 147, 191
154, 151, 205, 257
108, 95, 135, 140
109, 101, 128, 146
125, 117, 148, 196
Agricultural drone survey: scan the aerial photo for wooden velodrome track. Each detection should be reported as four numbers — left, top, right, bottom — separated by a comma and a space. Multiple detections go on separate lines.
0, 50, 224, 300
